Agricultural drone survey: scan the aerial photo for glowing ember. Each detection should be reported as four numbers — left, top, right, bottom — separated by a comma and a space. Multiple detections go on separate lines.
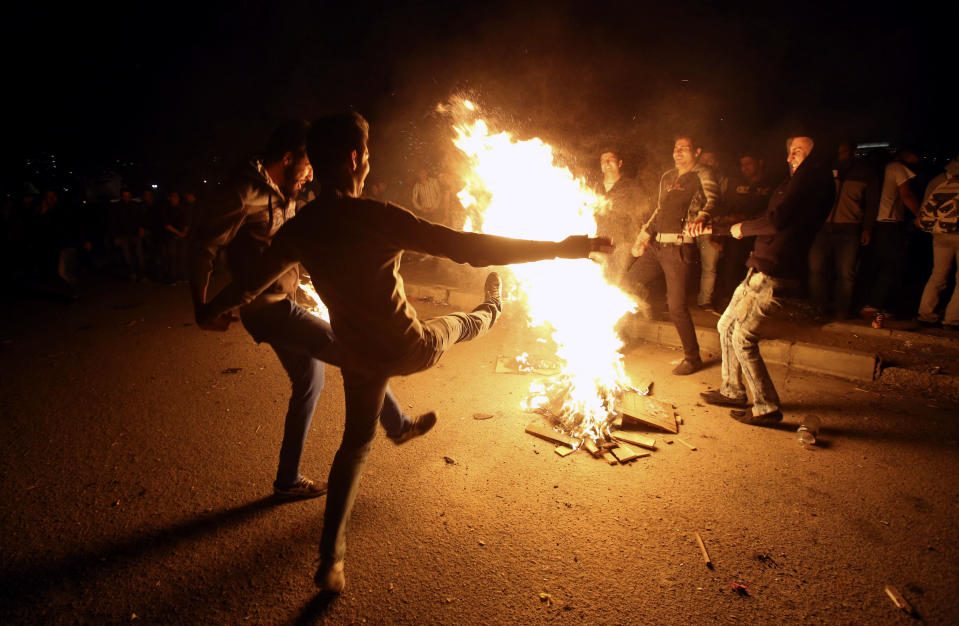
448, 98, 638, 443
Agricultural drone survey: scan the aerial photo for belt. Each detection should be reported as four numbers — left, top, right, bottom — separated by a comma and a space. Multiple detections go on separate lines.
654, 233, 685, 245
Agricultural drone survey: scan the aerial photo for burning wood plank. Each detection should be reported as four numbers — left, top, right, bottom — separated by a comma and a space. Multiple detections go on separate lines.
554, 445, 575, 457
619, 390, 678, 433
525, 420, 578, 447
610, 443, 649, 463
610, 430, 657, 450
583, 439, 601, 458
602, 451, 619, 465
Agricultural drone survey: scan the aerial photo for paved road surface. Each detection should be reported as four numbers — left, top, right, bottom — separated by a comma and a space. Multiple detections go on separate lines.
1, 280, 957, 624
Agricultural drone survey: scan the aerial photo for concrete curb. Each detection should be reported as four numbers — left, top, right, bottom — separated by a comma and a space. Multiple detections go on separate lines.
406, 281, 881, 383
822, 320, 959, 348
621, 318, 880, 382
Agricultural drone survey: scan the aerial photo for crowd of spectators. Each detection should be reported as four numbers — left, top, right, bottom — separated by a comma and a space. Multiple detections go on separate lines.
4, 136, 957, 332
0, 183, 198, 299
588, 138, 959, 330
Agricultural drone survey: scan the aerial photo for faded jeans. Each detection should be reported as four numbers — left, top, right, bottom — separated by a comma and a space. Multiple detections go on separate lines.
320, 300, 500, 563
696, 234, 722, 307
918, 234, 959, 326
808, 224, 860, 318
717, 269, 780, 416
240, 299, 409, 489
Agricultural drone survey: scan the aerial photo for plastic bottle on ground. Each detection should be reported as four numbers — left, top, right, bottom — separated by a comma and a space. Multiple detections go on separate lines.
798, 415, 821, 445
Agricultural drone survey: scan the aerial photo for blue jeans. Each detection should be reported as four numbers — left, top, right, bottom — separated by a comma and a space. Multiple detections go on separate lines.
240, 299, 409, 488
717, 269, 780, 416
808, 224, 860, 318
320, 300, 500, 563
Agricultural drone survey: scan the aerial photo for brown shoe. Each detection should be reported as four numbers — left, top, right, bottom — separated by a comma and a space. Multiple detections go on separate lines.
730, 409, 783, 425
273, 476, 327, 500
672, 358, 703, 376
387, 411, 437, 445
700, 390, 750, 408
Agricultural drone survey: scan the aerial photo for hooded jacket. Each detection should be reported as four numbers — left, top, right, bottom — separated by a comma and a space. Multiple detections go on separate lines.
918, 157, 959, 235
189, 159, 299, 312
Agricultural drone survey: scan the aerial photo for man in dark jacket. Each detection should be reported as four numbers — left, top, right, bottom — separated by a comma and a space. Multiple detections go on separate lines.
200, 112, 611, 593
189, 120, 424, 501
699, 136, 835, 424
595, 149, 649, 289
628, 135, 720, 375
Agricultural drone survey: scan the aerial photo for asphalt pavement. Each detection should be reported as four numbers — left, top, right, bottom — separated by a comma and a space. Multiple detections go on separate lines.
2, 275, 958, 624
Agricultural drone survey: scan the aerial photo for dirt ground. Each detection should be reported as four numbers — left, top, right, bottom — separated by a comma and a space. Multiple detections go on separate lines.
2, 276, 958, 624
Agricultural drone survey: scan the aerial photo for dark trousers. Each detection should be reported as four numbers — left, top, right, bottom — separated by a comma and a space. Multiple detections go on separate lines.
717, 236, 754, 306
320, 300, 499, 563
240, 299, 409, 489
865, 222, 906, 312
625, 241, 700, 360
808, 224, 860, 318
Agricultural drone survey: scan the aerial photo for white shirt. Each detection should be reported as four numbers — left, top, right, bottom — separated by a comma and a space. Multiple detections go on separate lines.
876, 161, 916, 222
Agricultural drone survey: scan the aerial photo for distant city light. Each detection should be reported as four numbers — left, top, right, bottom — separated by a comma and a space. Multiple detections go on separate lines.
857, 142, 891, 149
151, 184, 158, 189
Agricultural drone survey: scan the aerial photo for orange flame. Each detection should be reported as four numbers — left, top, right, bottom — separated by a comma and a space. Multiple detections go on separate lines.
448, 98, 637, 442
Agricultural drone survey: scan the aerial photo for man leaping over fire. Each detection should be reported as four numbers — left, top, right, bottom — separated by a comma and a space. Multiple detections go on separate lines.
198, 112, 612, 594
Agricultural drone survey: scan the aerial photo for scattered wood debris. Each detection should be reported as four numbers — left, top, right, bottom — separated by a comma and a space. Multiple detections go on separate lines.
611, 430, 656, 450
221, 367, 242, 375
884, 585, 916, 616
495, 355, 560, 376
695, 532, 713, 568
619, 390, 678, 433
525, 420, 578, 447
676, 438, 697, 451
472, 413, 494, 420
554, 445, 575, 457
610, 443, 649, 463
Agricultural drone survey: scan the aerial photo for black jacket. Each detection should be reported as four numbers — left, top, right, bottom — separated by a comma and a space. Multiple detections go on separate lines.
740, 154, 835, 277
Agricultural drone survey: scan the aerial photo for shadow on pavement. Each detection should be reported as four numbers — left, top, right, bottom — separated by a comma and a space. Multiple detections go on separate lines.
0, 496, 284, 611
291, 591, 340, 625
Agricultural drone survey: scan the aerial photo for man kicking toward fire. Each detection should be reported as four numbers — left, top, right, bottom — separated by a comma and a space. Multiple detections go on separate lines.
199, 112, 612, 593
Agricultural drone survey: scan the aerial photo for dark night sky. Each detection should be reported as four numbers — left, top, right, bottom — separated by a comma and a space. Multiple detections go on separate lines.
3, 0, 954, 190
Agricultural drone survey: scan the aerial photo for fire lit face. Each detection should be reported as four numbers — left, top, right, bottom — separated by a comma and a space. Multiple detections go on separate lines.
356, 141, 371, 195
599, 152, 622, 178
740, 156, 761, 180
673, 138, 700, 170
288, 152, 312, 194
786, 137, 814, 173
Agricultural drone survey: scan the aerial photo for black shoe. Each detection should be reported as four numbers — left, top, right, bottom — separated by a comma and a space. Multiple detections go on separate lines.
484, 272, 502, 309
672, 358, 703, 375
388, 411, 437, 445
730, 409, 783, 425
700, 390, 750, 408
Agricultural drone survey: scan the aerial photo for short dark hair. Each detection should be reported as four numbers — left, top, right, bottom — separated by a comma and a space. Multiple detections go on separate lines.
673, 134, 701, 150
263, 119, 310, 164
307, 112, 369, 178
739, 149, 763, 162
599, 148, 623, 162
